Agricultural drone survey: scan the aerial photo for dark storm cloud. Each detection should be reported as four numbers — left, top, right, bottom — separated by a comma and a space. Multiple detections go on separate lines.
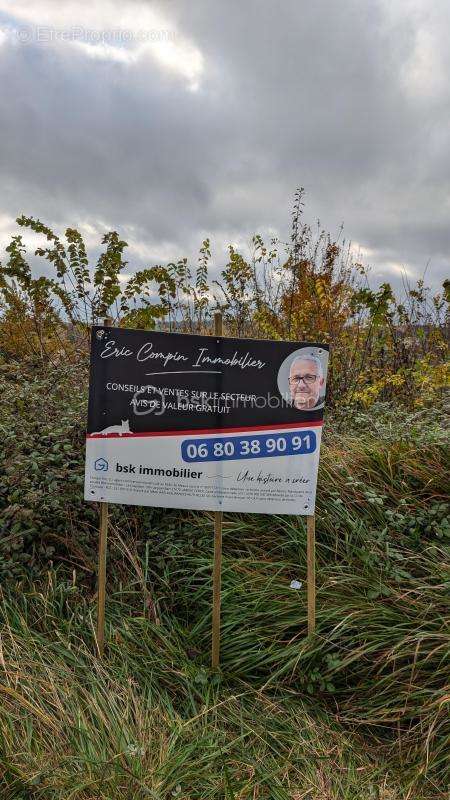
0, 0, 448, 294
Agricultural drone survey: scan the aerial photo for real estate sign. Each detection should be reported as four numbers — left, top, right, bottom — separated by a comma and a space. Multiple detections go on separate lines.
84, 325, 329, 514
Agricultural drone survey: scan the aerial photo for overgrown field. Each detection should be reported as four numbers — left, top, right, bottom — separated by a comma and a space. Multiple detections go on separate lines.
0, 367, 449, 799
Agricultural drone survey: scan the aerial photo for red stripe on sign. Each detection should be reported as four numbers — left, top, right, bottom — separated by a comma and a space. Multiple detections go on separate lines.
86, 420, 323, 439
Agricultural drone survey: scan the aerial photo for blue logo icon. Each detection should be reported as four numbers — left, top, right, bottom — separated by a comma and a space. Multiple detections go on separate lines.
94, 458, 109, 472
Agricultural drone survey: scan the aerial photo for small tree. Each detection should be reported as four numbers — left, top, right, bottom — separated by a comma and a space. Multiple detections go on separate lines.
0, 217, 214, 363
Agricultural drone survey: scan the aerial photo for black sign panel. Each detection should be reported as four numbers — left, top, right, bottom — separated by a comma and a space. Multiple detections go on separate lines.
87, 326, 329, 435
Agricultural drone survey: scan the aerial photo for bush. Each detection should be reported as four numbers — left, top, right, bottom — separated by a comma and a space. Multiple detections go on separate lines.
1, 192, 448, 408
0, 363, 90, 579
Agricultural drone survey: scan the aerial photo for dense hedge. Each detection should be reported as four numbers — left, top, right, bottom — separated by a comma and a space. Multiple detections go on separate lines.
0, 364, 170, 582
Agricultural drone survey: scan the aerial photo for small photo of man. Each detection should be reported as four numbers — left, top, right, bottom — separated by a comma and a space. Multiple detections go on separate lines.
277, 346, 328, 411
288, 354, 325, 410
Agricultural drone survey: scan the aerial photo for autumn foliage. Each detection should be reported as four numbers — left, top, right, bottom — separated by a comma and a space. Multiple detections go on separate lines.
0, 190, 448, 408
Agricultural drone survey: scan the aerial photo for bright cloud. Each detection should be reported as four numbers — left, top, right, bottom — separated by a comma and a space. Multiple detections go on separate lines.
0, 0, 204, 88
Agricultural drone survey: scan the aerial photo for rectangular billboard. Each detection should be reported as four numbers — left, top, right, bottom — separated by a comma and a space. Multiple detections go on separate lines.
84, 326, 329, 514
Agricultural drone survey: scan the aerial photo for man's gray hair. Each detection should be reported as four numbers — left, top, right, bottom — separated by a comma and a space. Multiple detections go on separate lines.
290, 354, 324, 377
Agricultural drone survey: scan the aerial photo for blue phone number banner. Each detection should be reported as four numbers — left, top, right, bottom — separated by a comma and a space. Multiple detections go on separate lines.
181, 429, 317, 463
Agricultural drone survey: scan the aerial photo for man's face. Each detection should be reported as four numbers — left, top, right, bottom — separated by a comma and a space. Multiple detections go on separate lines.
289, 358, 324, 409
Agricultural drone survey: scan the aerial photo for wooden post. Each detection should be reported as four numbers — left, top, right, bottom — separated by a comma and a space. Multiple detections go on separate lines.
212, 510, 223, 667
212, 311, 223, 668
307, 514, 316, 634
96, 316, 112, 657
97, 502, 108, 656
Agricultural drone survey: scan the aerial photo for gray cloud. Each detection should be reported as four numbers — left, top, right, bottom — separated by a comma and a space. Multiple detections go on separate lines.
0, 0, 448, 296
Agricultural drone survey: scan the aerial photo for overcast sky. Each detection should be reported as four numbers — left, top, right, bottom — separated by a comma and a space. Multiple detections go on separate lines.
0, 0, 448, 295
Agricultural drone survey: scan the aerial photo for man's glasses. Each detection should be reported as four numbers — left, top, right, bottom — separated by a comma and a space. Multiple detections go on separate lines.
289, 374, 319, 386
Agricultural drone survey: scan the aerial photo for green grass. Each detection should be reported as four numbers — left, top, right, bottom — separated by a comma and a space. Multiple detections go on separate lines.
0, 581, 424, 800
0, 405, 449, 798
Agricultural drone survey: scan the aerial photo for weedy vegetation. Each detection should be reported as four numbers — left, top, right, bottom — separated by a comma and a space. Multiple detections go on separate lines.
0, 192, 448, 798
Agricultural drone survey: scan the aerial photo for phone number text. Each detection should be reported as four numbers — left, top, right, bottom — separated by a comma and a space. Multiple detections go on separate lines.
181, 430, 317, 463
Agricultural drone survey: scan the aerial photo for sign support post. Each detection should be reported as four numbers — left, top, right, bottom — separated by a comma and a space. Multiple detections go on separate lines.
307, 514, 316, 634
96, 316, 112, 657
97, 502, 108, 656
212, 311, 223, 668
